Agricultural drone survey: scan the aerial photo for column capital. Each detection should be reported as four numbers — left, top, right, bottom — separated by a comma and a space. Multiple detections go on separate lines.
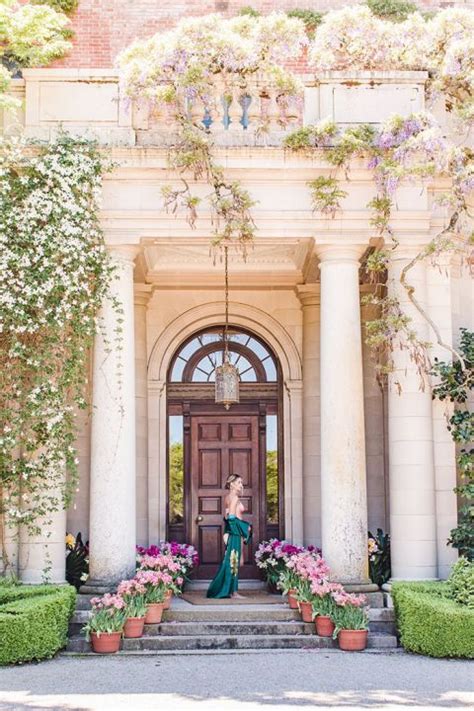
316, 244, 368, 266
107, 244, 140, 266
296, 283, 320, 307
134, 283, 152, 307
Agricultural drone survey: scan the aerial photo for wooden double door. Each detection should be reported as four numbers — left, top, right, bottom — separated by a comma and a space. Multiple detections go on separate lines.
190, 413, 262, 579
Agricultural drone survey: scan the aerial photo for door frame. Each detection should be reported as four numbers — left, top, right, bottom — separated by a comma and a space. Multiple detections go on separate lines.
166, 384, 284, 558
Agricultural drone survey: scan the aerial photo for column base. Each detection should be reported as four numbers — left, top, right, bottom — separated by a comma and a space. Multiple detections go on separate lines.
80, 579, 119, 595
339, 582, 380, 594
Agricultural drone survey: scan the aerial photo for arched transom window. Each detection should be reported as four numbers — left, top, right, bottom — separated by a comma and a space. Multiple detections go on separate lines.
169, 328, 277, 383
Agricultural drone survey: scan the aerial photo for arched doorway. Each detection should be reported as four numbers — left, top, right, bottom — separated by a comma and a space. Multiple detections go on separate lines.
166, 326, 283, 579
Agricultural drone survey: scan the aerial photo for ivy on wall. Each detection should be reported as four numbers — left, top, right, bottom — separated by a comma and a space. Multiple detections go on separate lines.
0, 134, 114, 572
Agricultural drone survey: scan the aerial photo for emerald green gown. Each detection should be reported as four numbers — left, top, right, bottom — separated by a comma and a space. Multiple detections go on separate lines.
207, 515, 252, 598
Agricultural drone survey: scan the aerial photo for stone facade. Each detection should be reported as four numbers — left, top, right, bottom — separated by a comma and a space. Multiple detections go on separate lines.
2, 61, 471, 586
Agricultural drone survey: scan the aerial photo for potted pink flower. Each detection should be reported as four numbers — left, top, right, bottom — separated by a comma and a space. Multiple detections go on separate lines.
289, 552, 330, 623
117, 578, 148, 638
139, 553, 184, 609
331, 590, 369, 651
135, 569, 173, 624
83, 594, 126, 654
310, 580, 342, 637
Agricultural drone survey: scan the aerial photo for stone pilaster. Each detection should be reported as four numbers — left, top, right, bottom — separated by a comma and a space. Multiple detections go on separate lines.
388, 248, 437, 580
135, 284, 152, 547
296, 284, 321, 547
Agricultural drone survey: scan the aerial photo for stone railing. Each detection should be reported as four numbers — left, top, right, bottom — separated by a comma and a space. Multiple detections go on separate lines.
0, 69, 429, 147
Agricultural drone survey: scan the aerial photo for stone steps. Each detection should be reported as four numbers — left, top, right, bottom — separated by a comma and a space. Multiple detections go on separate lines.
67, 631, 397, 653
67, 591, 397, 654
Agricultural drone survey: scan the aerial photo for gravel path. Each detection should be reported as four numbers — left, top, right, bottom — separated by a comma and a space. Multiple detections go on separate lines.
0, 650, 472, 710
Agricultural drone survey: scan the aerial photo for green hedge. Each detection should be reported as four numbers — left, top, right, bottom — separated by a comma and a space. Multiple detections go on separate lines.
0, 584, 76, 665
392, 582, 474, 659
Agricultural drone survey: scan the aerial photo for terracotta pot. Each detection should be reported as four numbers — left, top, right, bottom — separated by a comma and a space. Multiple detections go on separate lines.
123, 616, 145, 638
299, 600, 313, 623
163, 590, 173, 610
315, 615, 335, 637
338, 629, 368, 651
145, 603, 164, 624
90, 631, 121, 654
287, 589, 298, 609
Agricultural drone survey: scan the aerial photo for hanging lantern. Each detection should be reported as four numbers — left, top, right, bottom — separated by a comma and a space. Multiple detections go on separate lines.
215, 246, 240, 409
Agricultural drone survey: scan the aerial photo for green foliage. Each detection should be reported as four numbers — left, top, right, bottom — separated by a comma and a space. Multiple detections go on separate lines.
65, 532, 88, 591
32, 0, 78, 14
284, 120, 337, 151
392, 582, 474, 658
238, 6, 260, 17
368, 528, 391, 587
266, 450, 278, 524
286, 9, 323, 37
326, 124, 376, 167
0, 583, 76, 664
0, 0, 71, 108
332, 603, 369, 636
169, 442, 184, 524
432, 329, 474, 560
448, 557, 474, 609
307, 176, 348, 216
366, 0, 418, 22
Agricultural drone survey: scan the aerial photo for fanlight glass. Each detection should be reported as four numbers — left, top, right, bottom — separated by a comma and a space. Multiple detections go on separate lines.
169, 328, 277, 383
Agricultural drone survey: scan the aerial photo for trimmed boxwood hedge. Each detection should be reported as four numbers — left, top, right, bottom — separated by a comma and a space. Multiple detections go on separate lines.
392, 581, 474, 659
0, 584, 76, 665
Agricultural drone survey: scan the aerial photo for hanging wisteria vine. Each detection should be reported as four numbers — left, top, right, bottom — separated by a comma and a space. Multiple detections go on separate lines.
118, 12, 307, 256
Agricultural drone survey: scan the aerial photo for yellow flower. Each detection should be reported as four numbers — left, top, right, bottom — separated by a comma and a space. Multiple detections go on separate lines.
230, 550, 239, 576
65, 533, 75, 548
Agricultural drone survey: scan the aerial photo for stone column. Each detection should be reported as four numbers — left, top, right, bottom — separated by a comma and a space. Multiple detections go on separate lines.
318, 245, 371, 585
86, 246, 138, 589
388, 249, 437, 580
135, 285, 152, 548
296, 284, 321, 547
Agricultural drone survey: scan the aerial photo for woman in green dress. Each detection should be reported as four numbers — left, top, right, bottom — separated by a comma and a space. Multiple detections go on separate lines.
207, 474, 252, 599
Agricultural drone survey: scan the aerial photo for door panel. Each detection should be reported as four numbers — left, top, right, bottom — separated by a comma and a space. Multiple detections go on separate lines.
190, 414, 260, 579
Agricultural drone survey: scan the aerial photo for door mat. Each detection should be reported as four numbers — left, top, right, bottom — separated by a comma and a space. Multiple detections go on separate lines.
181, 591, 284, 605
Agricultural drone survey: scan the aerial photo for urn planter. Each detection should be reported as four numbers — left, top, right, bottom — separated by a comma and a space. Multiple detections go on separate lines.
90, 632, 122, 654
338, 629, 368, 651
123, 616, 145, 638
145, 603, 164, 624
287, 589, 298, 609
299, 601, 313, 623
315, 615, 335, 637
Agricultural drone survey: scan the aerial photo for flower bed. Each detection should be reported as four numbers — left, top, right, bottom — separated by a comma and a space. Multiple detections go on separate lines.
392, 581, 474, 658
0, 584, 76, 665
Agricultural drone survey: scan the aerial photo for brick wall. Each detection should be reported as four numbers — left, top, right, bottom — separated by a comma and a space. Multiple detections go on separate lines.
53, 0, 472, 69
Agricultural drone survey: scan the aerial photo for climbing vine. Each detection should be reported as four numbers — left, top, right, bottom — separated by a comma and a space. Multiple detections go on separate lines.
118, 12, 307, 257
0, 134, 114, 572
432, 329, 474, 560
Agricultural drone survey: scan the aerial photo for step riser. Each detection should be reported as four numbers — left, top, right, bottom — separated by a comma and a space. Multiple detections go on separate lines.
67, 633, 397, 653
68, 620, 396, 637
75, 591, 386, 610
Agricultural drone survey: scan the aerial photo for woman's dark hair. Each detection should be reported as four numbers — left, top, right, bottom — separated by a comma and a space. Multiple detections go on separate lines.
225, 473, 242, 490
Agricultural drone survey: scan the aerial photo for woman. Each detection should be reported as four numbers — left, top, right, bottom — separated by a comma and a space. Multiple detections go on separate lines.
207, 473, 252, 599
